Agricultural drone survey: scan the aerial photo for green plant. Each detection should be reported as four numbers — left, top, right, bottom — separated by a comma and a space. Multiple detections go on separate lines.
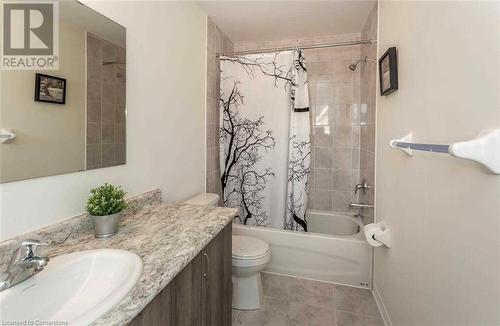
86, 183, 127, 216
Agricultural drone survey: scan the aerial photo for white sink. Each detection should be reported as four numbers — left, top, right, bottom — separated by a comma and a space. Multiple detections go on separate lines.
0, 249, 143, 325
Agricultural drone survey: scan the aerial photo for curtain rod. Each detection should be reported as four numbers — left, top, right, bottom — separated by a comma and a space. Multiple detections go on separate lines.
216, 39, 377, 57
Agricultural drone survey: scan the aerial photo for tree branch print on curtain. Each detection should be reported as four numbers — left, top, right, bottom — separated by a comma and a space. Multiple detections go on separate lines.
220, 50, 311, 230
284, 50, 311, 232
220, 54, 293, 90
285, 136, 311, 231
220, 81, 275, 226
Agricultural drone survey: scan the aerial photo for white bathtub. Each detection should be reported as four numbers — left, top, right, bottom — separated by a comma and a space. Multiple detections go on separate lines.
232, 210, 371, 288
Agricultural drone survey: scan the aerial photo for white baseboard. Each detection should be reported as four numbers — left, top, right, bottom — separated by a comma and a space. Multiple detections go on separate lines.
372, 282, 392, 326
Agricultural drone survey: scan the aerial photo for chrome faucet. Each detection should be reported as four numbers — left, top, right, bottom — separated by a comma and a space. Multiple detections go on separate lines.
0, 240, 49, 291
354, 180, 371, 194
350, 180, 374, 216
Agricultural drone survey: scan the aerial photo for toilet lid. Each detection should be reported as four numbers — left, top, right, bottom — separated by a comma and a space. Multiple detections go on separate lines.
232, 235, 270, 259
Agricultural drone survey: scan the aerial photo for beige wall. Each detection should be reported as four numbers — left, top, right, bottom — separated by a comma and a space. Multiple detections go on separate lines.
0, 1, 207, 240
375, 1, 500, 325
0, 21, 86, 183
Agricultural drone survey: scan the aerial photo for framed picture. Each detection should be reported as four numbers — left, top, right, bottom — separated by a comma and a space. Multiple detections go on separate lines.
34, 73, 66, 104
379, 47, 398, 96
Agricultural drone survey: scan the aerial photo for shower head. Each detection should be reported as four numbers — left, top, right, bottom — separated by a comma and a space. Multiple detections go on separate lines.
348, 57, 375, 71
348, 62, 359, 71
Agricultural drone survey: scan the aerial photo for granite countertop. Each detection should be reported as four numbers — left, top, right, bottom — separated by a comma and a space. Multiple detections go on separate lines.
87, 202, 237, 325
0, 190, 237, 326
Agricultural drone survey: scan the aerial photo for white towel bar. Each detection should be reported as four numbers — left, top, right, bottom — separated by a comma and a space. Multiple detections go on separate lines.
0, 129, 16, 144
390, 129, 500, 174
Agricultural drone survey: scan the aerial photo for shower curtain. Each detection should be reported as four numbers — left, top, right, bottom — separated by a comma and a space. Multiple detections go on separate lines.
219, 50, 311, 232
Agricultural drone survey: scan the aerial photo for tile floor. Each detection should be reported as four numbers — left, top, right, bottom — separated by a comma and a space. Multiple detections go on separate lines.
232, 272, 383, 326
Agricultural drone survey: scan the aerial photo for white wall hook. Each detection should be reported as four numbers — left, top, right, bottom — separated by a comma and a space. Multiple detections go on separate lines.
449, 129, 500, 174
0, 128, 16, 144
389, 132, 413, 156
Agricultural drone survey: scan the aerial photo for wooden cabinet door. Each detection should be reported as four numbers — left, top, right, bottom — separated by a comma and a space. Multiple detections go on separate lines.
129, 225, 231, 326
202, 224, 232, 326
173, 252, 203, 326
220, 224, 233, 326
128, 282, 173, 326
129, 252, 203, 326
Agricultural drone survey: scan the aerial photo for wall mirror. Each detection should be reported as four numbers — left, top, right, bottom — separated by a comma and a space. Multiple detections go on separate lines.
0, 1, 126, 183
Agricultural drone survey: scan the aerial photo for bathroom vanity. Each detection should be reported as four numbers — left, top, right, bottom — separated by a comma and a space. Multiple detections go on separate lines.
0, 190, 237, 325
129, 223, 232, 326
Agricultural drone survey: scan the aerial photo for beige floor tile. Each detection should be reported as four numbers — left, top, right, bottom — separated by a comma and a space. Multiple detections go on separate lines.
235, 274, 382, 326
262, 272, 293, 299
290, 278, 335, 308
232, 309, 240, 323
336, 311, 384, 326
234, 296, 289, 326
333, 285, 381, 318
287, 302, 337, 326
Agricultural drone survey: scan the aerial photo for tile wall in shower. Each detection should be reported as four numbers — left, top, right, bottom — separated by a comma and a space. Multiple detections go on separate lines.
86, 33, 126, 169
359, 5, 378, 223
206, 18, 234, 200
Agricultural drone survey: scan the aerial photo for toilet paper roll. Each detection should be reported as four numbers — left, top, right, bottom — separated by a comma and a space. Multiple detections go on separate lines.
364, 223, 383, 247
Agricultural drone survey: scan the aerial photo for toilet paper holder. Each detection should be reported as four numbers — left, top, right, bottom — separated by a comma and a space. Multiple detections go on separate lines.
372, 225, 391, 248
364, 222, 391, 248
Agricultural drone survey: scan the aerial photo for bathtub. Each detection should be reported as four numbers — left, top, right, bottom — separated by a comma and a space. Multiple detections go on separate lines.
232, 209, 371, 288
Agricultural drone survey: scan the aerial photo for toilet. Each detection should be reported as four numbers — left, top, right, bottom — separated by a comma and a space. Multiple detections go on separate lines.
231, 235, 270, 310
184, 193, 271, 310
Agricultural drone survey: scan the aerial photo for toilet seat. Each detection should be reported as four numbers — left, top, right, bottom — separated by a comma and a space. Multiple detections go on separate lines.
232, 253, 270, 267
232, 235, 270, 259
232, 235, 270, 267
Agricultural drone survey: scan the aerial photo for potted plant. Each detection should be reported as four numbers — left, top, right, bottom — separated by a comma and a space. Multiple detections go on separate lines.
86, 183, 127, 238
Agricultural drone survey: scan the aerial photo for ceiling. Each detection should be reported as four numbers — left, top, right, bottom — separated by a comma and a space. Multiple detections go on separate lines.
60, 0, 126, 47
196, 0, 376, 44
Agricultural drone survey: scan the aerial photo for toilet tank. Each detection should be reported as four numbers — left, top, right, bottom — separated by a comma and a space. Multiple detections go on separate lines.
184, 193, 220, 207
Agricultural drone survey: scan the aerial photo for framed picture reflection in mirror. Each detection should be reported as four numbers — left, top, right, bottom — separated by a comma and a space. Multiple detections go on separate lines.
34, 73, 67, 104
